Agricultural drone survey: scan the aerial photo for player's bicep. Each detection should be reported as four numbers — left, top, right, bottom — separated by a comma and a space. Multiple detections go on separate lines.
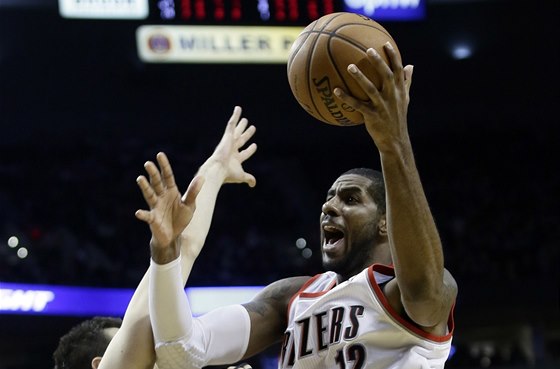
242, 276, 311, 359
385, 269, 457, 334
242, 300, 284, 358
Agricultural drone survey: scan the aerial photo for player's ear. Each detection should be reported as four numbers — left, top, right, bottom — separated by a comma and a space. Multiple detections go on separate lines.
91, 357, 103, 369
377, 216, 387, 236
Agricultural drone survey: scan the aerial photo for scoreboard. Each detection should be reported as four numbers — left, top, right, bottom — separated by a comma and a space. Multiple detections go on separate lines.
152, 0, 426, 24
153, 0, 338, 25
58, 0, 425, 63
59, 0, 425, 23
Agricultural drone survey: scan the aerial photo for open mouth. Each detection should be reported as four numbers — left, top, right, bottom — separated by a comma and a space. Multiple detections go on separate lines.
323, 225, 345, 248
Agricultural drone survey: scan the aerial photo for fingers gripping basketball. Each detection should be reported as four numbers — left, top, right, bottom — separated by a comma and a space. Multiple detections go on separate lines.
287, 12, 402, 126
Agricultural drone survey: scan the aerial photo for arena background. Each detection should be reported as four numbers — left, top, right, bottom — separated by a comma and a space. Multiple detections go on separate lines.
0, 0, 558, 368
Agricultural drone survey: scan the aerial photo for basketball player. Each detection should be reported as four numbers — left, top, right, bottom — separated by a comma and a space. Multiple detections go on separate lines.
53, 316, 122, 369
141, 42, 457, 369
56, 107, 257, 369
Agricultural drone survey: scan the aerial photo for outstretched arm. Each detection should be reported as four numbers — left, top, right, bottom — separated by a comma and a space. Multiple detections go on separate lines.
98, 107, 256, 369
146, 108, 304, 368
178, 106, 257, 266
98, 154, 203, 369
142, 108, 262, 368
334, 44, 456, 332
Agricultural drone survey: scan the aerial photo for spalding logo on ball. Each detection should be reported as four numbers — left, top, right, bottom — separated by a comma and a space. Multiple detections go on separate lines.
287, 12, 402, 126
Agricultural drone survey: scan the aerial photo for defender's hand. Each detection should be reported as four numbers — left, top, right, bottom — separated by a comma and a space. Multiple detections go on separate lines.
202, 106, 257, 187
135, 152, 204, 264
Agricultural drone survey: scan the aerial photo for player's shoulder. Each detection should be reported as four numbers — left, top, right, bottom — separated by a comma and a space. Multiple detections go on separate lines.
242, 276, 312, 335
246, 275, 312, 312
260, 275, 313, 300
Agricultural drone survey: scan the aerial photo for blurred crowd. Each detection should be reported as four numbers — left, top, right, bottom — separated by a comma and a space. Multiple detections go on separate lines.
1, 126, 558, 295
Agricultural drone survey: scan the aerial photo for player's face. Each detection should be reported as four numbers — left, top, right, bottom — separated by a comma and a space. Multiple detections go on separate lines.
320, 174, 382, 280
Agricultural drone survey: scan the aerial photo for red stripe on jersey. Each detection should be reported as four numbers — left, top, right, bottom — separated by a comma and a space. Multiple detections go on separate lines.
367, 264, 454, 343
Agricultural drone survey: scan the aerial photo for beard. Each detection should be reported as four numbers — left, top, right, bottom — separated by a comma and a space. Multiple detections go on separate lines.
322, 236, 376, 281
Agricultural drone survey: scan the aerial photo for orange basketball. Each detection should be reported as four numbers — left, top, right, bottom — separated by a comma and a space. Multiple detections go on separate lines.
287, 12, 402, 126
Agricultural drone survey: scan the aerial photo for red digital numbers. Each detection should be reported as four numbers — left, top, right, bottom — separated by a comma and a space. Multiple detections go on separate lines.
174, 0, 337, 24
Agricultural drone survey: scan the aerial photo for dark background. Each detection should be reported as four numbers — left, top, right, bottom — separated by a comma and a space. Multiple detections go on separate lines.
1, 0, 559, 368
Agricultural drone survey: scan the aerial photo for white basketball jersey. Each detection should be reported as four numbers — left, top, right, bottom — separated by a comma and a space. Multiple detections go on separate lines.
278, 264, 454, 369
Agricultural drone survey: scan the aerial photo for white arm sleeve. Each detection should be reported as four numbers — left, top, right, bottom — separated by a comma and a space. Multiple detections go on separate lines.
149, 257, 251, 369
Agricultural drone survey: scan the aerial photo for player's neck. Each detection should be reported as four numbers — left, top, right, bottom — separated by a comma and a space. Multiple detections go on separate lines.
371, 239, 392, 265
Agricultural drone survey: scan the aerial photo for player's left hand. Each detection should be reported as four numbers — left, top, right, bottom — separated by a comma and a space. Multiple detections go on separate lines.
135, 152, 204, 264
334, 42, 414, 154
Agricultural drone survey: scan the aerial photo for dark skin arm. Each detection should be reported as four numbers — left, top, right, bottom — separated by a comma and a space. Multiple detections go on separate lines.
334, 43, 457, 335
241, 276, 311, 359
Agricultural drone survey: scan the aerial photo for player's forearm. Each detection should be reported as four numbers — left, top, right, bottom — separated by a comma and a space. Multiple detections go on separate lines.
179, 159, 227, 263
150, 257, 193, 342
380, 143, 444, 299
149, 256, 251, 369
98, 271, 156, 369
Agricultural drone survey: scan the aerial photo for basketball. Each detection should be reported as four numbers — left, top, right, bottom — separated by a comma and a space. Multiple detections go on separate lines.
287, 12, 402, 126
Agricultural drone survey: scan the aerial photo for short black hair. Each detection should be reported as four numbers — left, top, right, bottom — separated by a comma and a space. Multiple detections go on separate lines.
340, 168, 386, 214
53, 316, 122, 369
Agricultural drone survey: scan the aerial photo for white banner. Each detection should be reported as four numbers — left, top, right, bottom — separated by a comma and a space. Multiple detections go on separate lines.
58, 0, 149, 19
136, 25, 304, 64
